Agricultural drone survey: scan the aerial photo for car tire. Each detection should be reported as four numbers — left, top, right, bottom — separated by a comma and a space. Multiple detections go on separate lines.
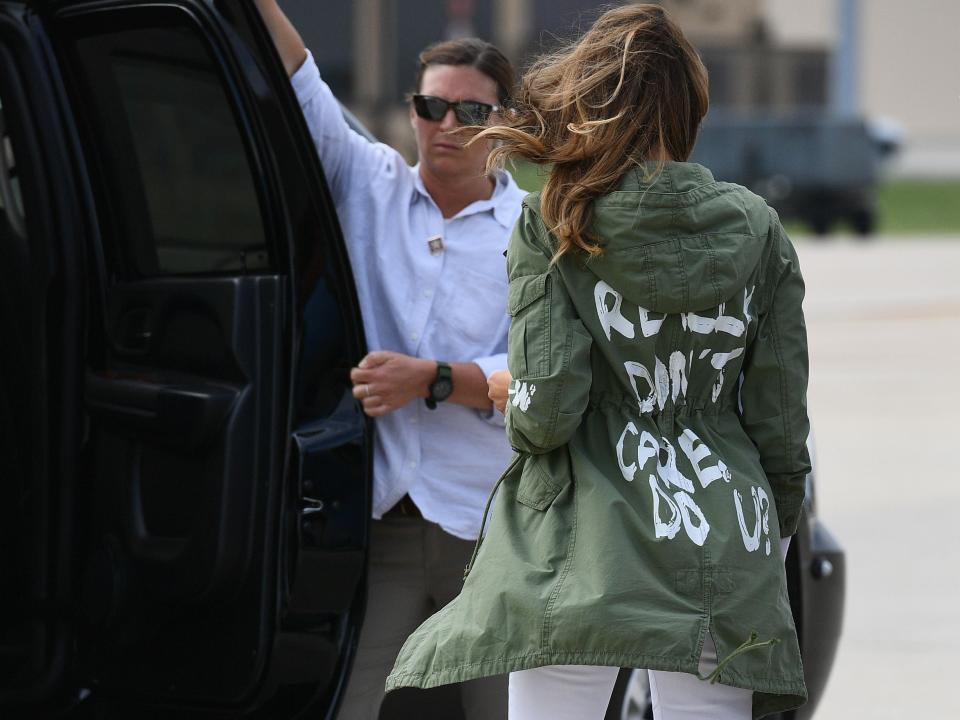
808, 213, 832, 236
850, 207, 876, 237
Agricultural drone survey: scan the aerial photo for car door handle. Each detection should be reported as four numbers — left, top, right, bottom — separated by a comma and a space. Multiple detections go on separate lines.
85, 372, 239, 449
113, 306, 154, 355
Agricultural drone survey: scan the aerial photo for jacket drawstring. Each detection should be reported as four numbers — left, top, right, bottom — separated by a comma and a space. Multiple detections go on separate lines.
464, 454, 522, 580
698, 631, 781, 684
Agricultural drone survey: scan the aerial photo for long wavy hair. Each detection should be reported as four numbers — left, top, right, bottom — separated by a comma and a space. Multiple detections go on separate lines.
474, 4, 709, 260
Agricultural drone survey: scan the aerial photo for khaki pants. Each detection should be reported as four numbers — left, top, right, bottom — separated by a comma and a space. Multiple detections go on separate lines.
337, 517, 508, 720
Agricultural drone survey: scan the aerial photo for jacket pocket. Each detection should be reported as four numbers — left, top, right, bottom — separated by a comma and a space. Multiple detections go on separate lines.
516, 451, 570, 511
507, 273, 548, 316
507, 273, 550, 379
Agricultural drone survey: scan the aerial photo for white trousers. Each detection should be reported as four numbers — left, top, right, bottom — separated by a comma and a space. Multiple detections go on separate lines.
508, 538, 792, 720
507, 635, 751, 720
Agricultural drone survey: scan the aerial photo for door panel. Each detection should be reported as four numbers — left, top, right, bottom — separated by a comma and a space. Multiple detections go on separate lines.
48, 3, 294, 699
19, 0, 372, 714
84, 276, 282, 607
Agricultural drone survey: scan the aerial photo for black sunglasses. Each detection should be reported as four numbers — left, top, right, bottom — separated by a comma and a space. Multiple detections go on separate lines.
411, 94, 502, 126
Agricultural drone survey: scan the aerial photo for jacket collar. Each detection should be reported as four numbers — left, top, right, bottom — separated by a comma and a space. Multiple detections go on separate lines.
614, 161, 717, 199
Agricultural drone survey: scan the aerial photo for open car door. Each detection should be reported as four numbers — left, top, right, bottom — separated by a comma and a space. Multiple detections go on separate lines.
0, 1, 370, 717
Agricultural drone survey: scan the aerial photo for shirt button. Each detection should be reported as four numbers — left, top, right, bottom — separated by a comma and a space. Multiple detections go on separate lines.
424, 290, 433, 298
411, 333, 419, 341
410, 417, 418, 425
409, 461, 417, 469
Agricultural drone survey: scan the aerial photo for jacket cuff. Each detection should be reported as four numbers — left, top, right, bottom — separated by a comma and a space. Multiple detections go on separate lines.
772, 480, 806, 537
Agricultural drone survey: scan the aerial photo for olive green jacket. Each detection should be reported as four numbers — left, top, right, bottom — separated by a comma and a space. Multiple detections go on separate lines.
387, 163, 811, 718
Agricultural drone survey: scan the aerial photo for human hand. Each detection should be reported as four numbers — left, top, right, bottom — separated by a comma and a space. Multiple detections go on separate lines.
487, 369, 512, 414
350, 351, 434, 417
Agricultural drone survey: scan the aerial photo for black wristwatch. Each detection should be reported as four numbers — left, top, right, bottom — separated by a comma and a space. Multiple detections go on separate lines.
425, 361, 453, 410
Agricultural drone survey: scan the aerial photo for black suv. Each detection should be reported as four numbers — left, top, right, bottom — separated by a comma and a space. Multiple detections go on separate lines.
0, 2, 843, 718
1, 1, 370, 717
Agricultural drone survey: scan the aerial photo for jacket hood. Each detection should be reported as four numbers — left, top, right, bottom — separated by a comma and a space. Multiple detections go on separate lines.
548, 162, 772, 314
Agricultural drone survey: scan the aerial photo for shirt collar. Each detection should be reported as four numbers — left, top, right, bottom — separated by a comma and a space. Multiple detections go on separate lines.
412, 164, 519, 229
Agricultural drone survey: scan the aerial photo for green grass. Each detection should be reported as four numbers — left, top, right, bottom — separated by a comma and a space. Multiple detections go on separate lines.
874, 180, 960, 234
507, 160, 960, 235
508, 159, 551, 194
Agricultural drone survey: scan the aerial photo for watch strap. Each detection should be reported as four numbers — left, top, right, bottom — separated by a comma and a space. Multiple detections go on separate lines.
425, 361, 453, 409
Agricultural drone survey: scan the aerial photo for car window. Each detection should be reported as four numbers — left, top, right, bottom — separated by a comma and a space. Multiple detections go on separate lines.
60, 13, 271, 277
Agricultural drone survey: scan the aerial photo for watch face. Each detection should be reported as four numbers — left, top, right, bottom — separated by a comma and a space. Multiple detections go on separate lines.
431, 379, 453, 401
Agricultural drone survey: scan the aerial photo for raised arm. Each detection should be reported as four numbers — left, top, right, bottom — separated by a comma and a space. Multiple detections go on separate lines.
254, 0, 308, 77
253, 0, 401, 207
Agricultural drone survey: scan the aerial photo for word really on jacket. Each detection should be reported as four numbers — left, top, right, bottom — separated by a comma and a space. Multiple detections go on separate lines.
596, 280, 773, 556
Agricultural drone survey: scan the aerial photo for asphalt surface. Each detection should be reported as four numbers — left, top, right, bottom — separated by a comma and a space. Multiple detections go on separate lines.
795, 236, 960, 719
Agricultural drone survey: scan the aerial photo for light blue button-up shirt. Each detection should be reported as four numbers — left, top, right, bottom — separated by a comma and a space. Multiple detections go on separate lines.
292, 52, 524, 540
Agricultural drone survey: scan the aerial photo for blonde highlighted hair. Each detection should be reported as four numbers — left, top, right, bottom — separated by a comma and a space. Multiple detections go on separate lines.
475, 4, 709, 259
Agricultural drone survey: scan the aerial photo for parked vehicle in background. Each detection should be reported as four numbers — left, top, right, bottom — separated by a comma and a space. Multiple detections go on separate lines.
692, 113, 901, 236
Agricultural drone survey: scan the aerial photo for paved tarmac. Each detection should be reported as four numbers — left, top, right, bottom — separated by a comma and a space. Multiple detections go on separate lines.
794, 236, 960, 719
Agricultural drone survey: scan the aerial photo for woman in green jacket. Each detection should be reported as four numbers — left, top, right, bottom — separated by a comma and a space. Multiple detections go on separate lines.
387, 5, 811, 718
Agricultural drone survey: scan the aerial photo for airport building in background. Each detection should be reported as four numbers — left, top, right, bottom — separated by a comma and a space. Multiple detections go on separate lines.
283, 0, 959, 178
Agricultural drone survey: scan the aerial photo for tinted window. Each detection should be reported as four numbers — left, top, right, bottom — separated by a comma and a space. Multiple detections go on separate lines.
62, 13, 270, 276
791, 51, 828, 109
701, 52, 734, 110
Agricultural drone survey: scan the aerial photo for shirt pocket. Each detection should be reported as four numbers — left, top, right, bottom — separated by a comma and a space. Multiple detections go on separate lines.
440, 264, 509, 350
507, 273, 549, 379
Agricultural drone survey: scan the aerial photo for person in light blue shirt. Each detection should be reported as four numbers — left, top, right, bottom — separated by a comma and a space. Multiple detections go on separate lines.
256, 2, 524, 718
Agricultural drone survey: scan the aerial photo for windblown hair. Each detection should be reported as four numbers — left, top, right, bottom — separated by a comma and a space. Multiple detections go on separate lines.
475, 4, 709, 259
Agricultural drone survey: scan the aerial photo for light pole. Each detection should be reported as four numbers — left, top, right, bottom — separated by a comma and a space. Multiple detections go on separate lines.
831, 0, 859, 117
